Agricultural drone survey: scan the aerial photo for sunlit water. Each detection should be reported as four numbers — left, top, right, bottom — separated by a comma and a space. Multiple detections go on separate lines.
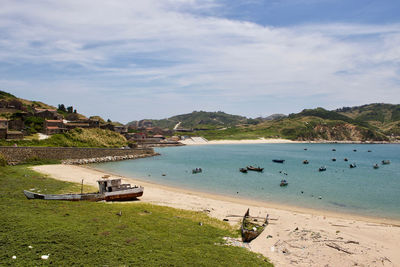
92, 144, 400, 220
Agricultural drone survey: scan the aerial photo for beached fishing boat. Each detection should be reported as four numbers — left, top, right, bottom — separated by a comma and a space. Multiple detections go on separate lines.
24, 177, 143, 202
241, 209, 269, 242
246, 166, 264, 172
239, 168, 248, 173
272, 159, 285, 163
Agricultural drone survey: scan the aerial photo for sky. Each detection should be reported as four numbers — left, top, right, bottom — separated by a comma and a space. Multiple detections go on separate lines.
1, 0, 400, 123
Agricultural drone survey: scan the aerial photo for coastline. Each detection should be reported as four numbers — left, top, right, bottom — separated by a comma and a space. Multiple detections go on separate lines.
179, 138, 400, 145
32, 164, 400, 266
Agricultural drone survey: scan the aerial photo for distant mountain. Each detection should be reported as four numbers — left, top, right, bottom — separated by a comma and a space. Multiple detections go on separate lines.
127, 104, 399, 141
127, 111, 248, 129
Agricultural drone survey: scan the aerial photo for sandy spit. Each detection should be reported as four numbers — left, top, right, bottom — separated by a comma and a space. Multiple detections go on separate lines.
32, 164, 400, 267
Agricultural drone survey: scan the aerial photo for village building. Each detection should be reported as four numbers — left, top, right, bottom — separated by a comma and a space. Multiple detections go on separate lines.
6, 130, 24, 140
34, 108, 62, 120
44, 120, 66, 135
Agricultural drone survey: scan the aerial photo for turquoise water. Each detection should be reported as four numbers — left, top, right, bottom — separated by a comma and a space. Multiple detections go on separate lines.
92, 144, 400, 220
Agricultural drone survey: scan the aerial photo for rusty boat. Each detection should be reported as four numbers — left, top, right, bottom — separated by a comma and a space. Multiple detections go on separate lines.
23, 177, 143, 202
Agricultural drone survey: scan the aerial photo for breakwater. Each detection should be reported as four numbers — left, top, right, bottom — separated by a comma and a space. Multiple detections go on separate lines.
0, 146, 157, 165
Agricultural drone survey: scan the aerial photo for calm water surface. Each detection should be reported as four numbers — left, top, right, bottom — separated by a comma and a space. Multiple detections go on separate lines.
92, 144, 400, 220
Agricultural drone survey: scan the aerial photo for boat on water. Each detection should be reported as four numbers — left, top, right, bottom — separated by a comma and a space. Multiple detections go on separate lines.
192, 168, 202, 174
280, 179, 288, 186
24, 177, 143, 202
344, 158, 349, 162
272, 159, 285, 163
332, 149, 336, 151
246, 166, 264, 172
373, 164, 379, 169
241, 209, 269, 242
350, 163, 357, 168
303, 160, 309, 164
332, 158, 336, 161
319, 166, 327, 172
239, 168, 248, 173
382, 160, 391, 165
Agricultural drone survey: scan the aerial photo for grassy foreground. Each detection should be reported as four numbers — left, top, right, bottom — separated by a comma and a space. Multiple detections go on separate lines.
0, 165, 273, 266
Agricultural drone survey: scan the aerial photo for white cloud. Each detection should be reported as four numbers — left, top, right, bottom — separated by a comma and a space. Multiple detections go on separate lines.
0, 0, 399, 121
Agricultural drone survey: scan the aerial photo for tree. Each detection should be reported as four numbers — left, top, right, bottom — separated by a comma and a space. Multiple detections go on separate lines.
67, 106, 73, 113
58, 104, 66, 112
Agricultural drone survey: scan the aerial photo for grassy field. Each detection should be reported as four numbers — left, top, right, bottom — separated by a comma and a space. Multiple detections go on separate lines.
0, 165, 273, 266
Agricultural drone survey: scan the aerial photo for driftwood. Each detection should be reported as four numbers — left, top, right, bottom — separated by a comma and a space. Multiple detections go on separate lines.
313, 240, 359, 244
326, 243, 353, 254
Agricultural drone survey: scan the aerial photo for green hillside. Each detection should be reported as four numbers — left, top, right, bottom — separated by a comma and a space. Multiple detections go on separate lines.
128, 111, 248, 129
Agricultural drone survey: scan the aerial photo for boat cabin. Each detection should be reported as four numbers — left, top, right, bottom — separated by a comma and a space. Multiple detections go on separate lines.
97, 178, 134, 194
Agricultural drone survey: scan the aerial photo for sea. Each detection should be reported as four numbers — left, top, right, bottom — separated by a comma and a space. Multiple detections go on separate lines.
92, 144, 400, 220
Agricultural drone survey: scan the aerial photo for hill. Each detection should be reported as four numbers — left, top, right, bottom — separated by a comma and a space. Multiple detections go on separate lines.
128, 111, 248, 130
172, 106, 397, 142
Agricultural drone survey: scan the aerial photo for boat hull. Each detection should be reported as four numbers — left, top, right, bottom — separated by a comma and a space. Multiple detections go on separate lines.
23, 187, 144, 202
241, 209, 268, 243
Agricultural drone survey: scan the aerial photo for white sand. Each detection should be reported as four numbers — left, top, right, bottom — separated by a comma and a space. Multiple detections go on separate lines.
32, 164, 400, 267
180, 138, 299, 145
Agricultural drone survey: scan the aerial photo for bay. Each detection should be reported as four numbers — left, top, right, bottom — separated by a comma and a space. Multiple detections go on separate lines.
92, 143, 400, 220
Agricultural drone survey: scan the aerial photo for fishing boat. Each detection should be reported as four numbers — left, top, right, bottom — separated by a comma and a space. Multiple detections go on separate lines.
192, 168, 202, 174
318, 166, 326, 172
382, 160, 391, 165
241, 209, 269, 242
332, 149, 336, 151
344, 158, 349, 162
332, 158, 336, 161
304, 148, 308, 151
24, 177, 143, 202
373, 164, 379, 169
272, 159, 285, 163
246, 166, 264, 172
280, 179, 288, 186
350, 163, 357, 168
239, 168, 248, 173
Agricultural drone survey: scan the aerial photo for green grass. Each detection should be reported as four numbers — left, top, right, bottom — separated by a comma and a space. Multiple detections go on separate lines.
0, 128, 128, 148
0, 165, 273, 266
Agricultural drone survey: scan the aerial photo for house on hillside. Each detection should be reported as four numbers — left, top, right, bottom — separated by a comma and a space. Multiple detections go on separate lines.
34, 108, 62, 120
44, 120, 66, 135
0, 118, 24, 140
101, 123, 127, 134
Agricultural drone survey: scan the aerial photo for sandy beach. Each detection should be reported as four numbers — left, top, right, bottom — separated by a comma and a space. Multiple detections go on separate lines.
32, 164, 400, 266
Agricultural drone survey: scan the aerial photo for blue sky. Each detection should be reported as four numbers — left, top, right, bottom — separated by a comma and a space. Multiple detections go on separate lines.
1, 0, 399, 123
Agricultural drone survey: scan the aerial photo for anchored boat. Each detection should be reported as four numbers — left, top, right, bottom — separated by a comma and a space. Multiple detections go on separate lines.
24, 177, 143, 202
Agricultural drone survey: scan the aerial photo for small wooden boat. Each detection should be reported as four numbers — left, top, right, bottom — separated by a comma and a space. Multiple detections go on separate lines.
368, 150, 372, 152
247, 166, 264, 172
319, 166, 326, 172
24, 178, 143, 202
332, 158, 336, 161
280, 179, 288, 186
353, 149, 357, 152
373, 164, 379, 169
304, 148, 308, 151
344, 158, 349, 162
272, 159, 285, 163
303, 160, 309, 164
192, 168, 202, 174
349, 163, 357, 168
241, 209, 268, 242
382, 160, 390, 165
239, 168, 248, 173
332, 149, 336, 151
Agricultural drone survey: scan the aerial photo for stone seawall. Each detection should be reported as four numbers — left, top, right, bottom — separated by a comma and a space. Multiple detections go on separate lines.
0, 146, 156, 164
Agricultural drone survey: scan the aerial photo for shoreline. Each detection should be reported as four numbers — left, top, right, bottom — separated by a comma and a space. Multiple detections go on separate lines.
31, 164, 400, 266
85, 165, 400, 226
179, 138, 400, 145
